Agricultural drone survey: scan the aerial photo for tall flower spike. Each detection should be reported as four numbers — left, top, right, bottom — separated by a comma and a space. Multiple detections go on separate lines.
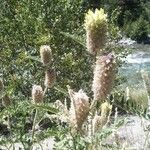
44, 69, 56, 88
40, 45, 52, 65
32, 85, 44, 103
92, 53, 116, 102
68, 87, 90, 130
84, 8, 108, 55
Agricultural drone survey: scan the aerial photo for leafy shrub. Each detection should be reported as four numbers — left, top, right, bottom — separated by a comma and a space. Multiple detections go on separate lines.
124, 16, 149, 41
0, 0, 93, 101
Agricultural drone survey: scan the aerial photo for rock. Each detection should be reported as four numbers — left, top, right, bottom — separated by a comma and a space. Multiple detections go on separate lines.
104, 116, 150, 149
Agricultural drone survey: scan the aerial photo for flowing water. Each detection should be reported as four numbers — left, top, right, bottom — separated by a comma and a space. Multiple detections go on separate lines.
118, 40, 150, 89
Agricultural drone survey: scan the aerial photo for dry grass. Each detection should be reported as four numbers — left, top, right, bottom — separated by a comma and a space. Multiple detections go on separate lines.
129, 88, 148, 109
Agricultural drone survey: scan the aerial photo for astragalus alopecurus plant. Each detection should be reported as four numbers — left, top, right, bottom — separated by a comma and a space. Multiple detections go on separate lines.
0, 8, 119, 150
53, 9, 117, 149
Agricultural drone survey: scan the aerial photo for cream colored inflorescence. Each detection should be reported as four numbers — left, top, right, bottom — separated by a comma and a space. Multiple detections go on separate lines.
32, 85, 44, 103
40, 45, 52, 65
44, 69, 56, 88
84, 8, 108, 55
92, 53, 116, 102
68, 88, 90, 131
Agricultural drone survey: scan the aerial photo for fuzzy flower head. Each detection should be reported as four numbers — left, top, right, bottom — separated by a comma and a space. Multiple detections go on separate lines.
40, 45, 52, 65
32, 85, 44, 103
85, 8, 107, 30
84, 8, 108, 55
68, 88, 90, 130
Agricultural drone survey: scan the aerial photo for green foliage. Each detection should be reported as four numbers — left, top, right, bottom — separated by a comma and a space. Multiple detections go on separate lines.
124, 16, 149, 41
0, 1, 149, 149
0, 0, 93, 101
89, 0, 150, 41
1, 0, 149, 103
0, 101, 58, 149
116, 0, 150, 41
54, 134, 91, 150
54, 116, 127, 150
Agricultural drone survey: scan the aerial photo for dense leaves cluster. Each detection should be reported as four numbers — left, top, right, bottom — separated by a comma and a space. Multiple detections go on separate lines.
106, 0, 150, 42
0, 0, 94, 101
1, 0, 149, 102
0, 1, 149, 149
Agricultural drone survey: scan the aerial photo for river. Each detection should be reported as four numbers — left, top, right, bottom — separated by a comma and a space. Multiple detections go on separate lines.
118, 40, 150, 89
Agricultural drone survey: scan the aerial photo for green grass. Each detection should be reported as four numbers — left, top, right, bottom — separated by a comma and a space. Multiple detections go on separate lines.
129, 88, 148, 109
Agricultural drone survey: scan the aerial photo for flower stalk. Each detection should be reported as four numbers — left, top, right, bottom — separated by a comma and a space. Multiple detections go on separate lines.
31, 85, 44, 140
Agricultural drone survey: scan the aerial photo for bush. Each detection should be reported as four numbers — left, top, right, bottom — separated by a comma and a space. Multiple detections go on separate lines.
0, 0, 94, 101
124, 16, 149, 41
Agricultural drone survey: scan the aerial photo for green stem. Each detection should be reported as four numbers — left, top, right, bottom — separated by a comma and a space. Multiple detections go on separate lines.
32, 109, 38, 141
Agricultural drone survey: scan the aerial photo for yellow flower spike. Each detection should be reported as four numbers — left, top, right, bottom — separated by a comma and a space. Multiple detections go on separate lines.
101, 101, 112, 117
85, 10, 94, 29
84, 8, 108, 55
95, 9, 100, 19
